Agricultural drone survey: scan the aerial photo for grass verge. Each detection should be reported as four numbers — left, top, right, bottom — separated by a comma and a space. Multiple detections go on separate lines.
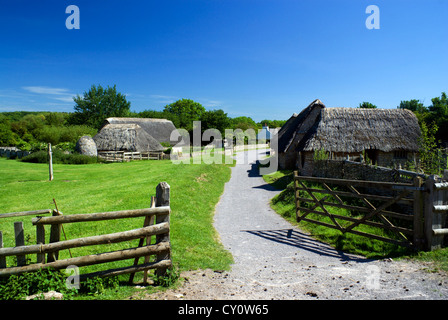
0, 156, 234, 299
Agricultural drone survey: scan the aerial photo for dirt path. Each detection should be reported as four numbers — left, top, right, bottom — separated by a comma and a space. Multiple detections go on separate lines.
146, 149, 447, 300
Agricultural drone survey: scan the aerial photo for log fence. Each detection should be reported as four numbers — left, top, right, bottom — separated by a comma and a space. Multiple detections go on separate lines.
0, 182, 171, 283
97, 151, 162, 162
294, 172, 448, 251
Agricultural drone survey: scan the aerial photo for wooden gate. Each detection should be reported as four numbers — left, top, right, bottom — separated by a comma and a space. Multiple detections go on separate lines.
293, 172, 425, 248
294, 172, 448, 250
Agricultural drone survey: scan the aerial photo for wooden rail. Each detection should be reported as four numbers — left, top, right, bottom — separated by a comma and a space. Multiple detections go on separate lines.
97, 151, 161, 162
0, 209, 52, 219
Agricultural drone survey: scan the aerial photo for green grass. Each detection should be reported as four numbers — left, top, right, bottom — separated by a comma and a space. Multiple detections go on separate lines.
263, 170, 448, 271
0, 156, 234, 298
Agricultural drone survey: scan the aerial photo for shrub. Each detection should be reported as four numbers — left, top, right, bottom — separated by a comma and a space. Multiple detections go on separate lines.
0, 268, 119, 300
21, 149, 101, 165
0, 268, 76, 300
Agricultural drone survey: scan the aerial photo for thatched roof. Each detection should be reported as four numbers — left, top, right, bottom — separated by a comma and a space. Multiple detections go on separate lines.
277, 99, 421, 154
102, 118, 181, 146
93, 124, 164, 152
277, 99, 326, 153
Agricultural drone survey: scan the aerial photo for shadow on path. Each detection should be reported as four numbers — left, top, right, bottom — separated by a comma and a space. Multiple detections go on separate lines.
242, 228, 372, 264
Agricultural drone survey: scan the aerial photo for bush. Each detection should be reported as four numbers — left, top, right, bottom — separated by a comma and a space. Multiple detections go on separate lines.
21, 149, 101, 165
35, 125, 97, 146
0, 268, 119, 300
0, 268, 76, 300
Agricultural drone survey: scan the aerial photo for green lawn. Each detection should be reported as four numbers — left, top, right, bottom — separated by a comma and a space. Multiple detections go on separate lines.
0, 156, 234, 297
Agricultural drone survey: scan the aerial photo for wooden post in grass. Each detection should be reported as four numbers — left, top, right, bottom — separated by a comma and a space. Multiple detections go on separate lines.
36, 223, 45, 264
413, 176, 425, 250
128, 196, 156, 285
14, 222, 26, 266
0, 231, 6, 268
155, 182, 170, 277
47, 209, 61, 262
48, 143, 53, 181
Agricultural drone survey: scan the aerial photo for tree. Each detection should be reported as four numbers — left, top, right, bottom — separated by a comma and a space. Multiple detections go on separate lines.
231, 116, 257, 130
163, 99, 205, 132
427, 92, 448, 143
69, 84, 131, 129
418, 121, 445, 174
398, 99, 426, 113
0, 115, 17, 146
358, 102, 377, 109
398, 99, 428, 125
258, 119, 287, 128
200, 109, 231, 135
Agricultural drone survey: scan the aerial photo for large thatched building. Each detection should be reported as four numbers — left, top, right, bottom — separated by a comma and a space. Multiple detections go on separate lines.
93, 124, 164, 153
277, 99, 421, 174
101, 118, 180, 146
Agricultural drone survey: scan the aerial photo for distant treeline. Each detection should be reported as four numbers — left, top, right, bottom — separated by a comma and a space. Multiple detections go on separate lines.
0, 108, 285, 152
2, 84, 445, 153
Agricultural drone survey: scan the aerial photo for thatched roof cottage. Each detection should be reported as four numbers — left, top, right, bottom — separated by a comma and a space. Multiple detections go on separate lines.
101, 117, 180, 146
277, 99, 421, 174
93, 123, 164, 153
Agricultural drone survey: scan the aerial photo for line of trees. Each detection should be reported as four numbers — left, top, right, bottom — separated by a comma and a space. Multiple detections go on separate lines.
2, 83, 445, 165
0, 84, 286, 151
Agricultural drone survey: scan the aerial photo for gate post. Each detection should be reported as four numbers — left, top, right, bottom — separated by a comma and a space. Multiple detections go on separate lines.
293, 171, 300, 222
413, 176, 425, 250
155, 182, 170, 277
424, 175, 447, 251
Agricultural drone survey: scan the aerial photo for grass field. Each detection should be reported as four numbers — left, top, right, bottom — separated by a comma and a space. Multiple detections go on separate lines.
0, 156, 234, 298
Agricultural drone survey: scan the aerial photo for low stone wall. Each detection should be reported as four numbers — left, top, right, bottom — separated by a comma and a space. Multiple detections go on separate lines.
312, 159, 426, 183
311, 160, 426, 216
0, 147, 31, 159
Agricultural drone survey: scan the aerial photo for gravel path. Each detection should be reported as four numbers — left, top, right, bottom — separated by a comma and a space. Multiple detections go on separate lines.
147, 149, 447, 300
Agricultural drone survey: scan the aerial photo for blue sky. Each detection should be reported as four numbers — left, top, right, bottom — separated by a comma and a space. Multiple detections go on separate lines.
0, 0, 447, 122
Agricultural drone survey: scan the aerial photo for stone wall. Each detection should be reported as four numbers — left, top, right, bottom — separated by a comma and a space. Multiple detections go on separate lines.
0, 147, 31, 159
311, 159, 426, 183
309, 160, 426, 216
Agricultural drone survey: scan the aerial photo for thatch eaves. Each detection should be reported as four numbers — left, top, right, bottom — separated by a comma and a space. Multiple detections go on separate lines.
277, 99, 326, 153
298, 107, 421, 153
93, 124, 164, 152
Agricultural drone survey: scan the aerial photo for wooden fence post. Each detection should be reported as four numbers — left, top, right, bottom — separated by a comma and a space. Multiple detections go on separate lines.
0, 231, 5, 268
14, 222, 26, 266
47, 209, 61, 262
155, 182, 170, 277
424, 175, 435, 251
36, 223, 45, 264
48, 143, 53, 181
413, 176, 425, 250
293, 171, 300, 222
424, 175, 447, 251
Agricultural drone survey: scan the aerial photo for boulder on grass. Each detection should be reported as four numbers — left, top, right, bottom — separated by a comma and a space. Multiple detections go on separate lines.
75, 136, 97, 157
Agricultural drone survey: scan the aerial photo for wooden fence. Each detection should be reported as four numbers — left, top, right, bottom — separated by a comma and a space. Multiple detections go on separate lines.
0, 182, 171, 283
293, 172, 448, 251
97, 151, 162, 162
